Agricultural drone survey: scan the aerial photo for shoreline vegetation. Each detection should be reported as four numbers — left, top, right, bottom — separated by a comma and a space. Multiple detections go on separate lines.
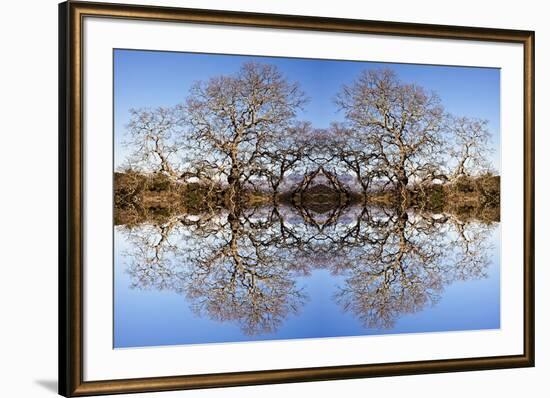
114, 170, 499, 226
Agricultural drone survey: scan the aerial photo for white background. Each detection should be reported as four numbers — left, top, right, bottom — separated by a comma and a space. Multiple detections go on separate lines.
0, 0, 547, 397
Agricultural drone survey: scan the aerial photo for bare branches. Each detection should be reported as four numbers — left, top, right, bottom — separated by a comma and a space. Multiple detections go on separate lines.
123, 106, 185, 177
182, 62, 307, 195
333, 209, 491, 329
335, 69, 446, 194
120, 65, 496, 203
116, 63, 500, 338
119, 202, 495, 334
447, 115, 493, 178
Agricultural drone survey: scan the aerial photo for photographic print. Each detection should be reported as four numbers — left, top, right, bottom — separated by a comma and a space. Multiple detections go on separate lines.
113, 49, 501, 348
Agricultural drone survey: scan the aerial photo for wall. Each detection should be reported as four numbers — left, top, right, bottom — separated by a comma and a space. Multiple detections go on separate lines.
0, 0, 547, 396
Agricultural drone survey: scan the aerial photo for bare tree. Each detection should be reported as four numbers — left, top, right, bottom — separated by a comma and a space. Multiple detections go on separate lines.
447, 115, 493, 178
119, 195, 496, 333
259, 121, 310, 195
182, 62, 307, 204
123, 107, 183, 177
329, 122, 379, 194
333, 208, 492, 329
335, 69, 446, 199
120, 207, 308, 336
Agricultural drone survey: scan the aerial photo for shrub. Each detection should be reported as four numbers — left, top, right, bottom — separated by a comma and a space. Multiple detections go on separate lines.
114, 171, 146, 207
145, 173, 175, 192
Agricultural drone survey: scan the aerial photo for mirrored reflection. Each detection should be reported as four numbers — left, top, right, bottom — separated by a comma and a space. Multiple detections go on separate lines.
116, 200, 497, 339
331, 208, 494, 329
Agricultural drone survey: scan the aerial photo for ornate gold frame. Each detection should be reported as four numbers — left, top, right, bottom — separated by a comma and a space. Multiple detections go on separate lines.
59, 1, 535, 396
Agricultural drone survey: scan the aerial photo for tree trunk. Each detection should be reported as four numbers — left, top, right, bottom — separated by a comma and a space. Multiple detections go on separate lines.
396, 164, 409, 210
226, 158, 242, 212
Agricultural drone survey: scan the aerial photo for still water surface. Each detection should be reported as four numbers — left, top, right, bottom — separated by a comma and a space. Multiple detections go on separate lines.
114, 205, 500, 348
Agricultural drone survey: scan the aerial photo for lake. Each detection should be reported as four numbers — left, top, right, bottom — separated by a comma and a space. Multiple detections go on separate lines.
114, 205, 500, 348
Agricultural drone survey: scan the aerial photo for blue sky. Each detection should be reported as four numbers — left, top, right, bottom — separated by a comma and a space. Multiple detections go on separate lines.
114, 49, 500, 170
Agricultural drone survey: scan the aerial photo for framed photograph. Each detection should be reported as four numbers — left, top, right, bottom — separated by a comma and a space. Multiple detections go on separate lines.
59, 1, 534, 396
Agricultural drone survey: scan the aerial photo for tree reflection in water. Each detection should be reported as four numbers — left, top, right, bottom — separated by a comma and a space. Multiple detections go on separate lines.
332, 208, 493, 329
118, 203, 496, 336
